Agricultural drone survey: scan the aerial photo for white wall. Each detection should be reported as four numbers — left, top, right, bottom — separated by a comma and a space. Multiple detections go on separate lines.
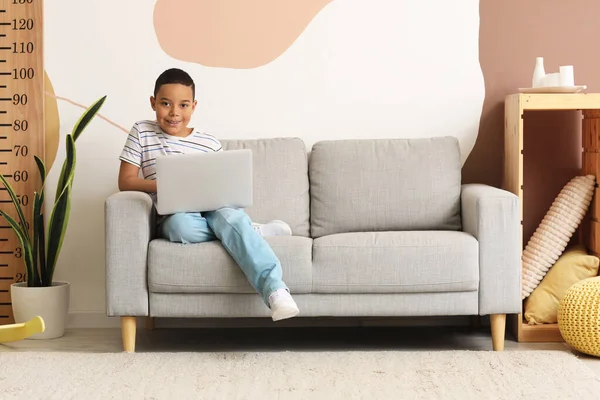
43, 0, 484, 327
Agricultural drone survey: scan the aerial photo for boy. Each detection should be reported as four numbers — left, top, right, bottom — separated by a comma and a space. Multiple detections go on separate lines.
118, 68, 300, 321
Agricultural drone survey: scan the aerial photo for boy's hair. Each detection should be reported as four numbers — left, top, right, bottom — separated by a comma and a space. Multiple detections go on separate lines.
153, 68, 195, 99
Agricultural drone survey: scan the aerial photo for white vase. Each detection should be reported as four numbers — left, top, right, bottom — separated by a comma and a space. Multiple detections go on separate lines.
532, 57, 546, 88
10, 282, 70, 339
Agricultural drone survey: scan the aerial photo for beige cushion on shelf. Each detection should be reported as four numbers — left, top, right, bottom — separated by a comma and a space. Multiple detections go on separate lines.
521, 175, 596, 299
524, 244, 599, 325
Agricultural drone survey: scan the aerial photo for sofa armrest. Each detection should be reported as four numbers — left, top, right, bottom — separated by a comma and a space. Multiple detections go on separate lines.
461, 184, 521, 315
105, 191, 155, 317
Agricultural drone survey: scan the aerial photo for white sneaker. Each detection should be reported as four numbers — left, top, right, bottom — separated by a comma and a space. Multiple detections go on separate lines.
252, 220, 292, 237
268, 289, 299, 321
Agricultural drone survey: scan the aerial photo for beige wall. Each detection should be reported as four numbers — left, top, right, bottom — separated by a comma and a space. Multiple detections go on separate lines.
467, 0, 600, 243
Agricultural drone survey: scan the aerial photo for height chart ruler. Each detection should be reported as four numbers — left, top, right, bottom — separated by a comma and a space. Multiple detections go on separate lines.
0, 0, 44, 325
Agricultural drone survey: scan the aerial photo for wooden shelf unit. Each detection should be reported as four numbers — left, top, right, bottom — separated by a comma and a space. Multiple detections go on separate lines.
504, 93, 600, 342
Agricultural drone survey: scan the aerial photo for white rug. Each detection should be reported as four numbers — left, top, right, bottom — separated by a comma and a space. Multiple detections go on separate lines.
1, 350, 599, 399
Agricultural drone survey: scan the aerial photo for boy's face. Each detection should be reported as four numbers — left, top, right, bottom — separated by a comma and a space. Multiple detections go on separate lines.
150, 83, 197, 137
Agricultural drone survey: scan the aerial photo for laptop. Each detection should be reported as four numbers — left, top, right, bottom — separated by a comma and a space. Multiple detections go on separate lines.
155, 149, 253, 215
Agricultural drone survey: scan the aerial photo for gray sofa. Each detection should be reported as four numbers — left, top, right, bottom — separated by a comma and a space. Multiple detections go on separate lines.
105, 137, 521, 352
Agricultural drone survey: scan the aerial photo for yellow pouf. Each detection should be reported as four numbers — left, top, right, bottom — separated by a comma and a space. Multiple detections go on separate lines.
558, 276, 600, 357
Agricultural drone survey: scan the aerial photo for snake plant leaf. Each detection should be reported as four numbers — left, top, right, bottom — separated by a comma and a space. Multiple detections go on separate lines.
34, 155, 46, 187
71, 95, 106, 142
0, 209, 36, 286
0, 173, 30, 242
23, 240, 35, 286
55, 134, 75, 203
33, 191, 44, 285
37, 209, 46, 286
45, 184, 71, 285
54, 163, 66, 204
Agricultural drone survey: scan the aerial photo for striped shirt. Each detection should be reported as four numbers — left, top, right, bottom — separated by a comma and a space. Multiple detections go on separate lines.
119, 120, 223, 204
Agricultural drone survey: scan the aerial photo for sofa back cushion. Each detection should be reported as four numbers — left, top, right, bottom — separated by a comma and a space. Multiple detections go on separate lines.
309, 137, 462, 238
223, 138, 310, 236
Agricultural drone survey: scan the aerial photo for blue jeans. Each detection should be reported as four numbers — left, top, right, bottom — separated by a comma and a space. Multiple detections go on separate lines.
158, 208, 288, 305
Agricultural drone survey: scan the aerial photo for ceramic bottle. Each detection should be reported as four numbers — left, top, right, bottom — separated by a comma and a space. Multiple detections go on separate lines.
532, 57, 545, 88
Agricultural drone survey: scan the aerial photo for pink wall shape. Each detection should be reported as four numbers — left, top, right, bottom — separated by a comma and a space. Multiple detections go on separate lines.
153, 0, 333, 69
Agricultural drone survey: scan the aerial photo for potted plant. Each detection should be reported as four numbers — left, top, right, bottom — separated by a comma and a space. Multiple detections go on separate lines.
0, 95, 106, 339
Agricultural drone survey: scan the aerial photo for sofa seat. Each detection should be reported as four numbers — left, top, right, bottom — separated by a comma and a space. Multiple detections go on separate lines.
148, 236, 313, 294
312, 231, 479, 294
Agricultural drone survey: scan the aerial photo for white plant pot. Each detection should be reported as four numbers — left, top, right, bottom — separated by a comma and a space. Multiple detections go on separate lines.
10, 282, 70, 339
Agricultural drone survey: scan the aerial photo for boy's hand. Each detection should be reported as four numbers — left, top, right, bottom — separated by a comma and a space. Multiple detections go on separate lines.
118, 161, 158, 193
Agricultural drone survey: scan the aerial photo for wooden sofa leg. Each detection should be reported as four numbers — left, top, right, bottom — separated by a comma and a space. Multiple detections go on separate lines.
490, 314, 506, 351
121, 317, 137, 353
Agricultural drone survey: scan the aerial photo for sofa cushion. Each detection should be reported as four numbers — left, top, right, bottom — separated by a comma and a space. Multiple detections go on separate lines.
309, 137, 462, 238
312, 231, 478, 293
223, 138, 310, 237
148, 236, 313, 294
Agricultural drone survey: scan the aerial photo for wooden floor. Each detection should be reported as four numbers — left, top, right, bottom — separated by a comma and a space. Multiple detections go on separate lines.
1, 325, 599, 377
